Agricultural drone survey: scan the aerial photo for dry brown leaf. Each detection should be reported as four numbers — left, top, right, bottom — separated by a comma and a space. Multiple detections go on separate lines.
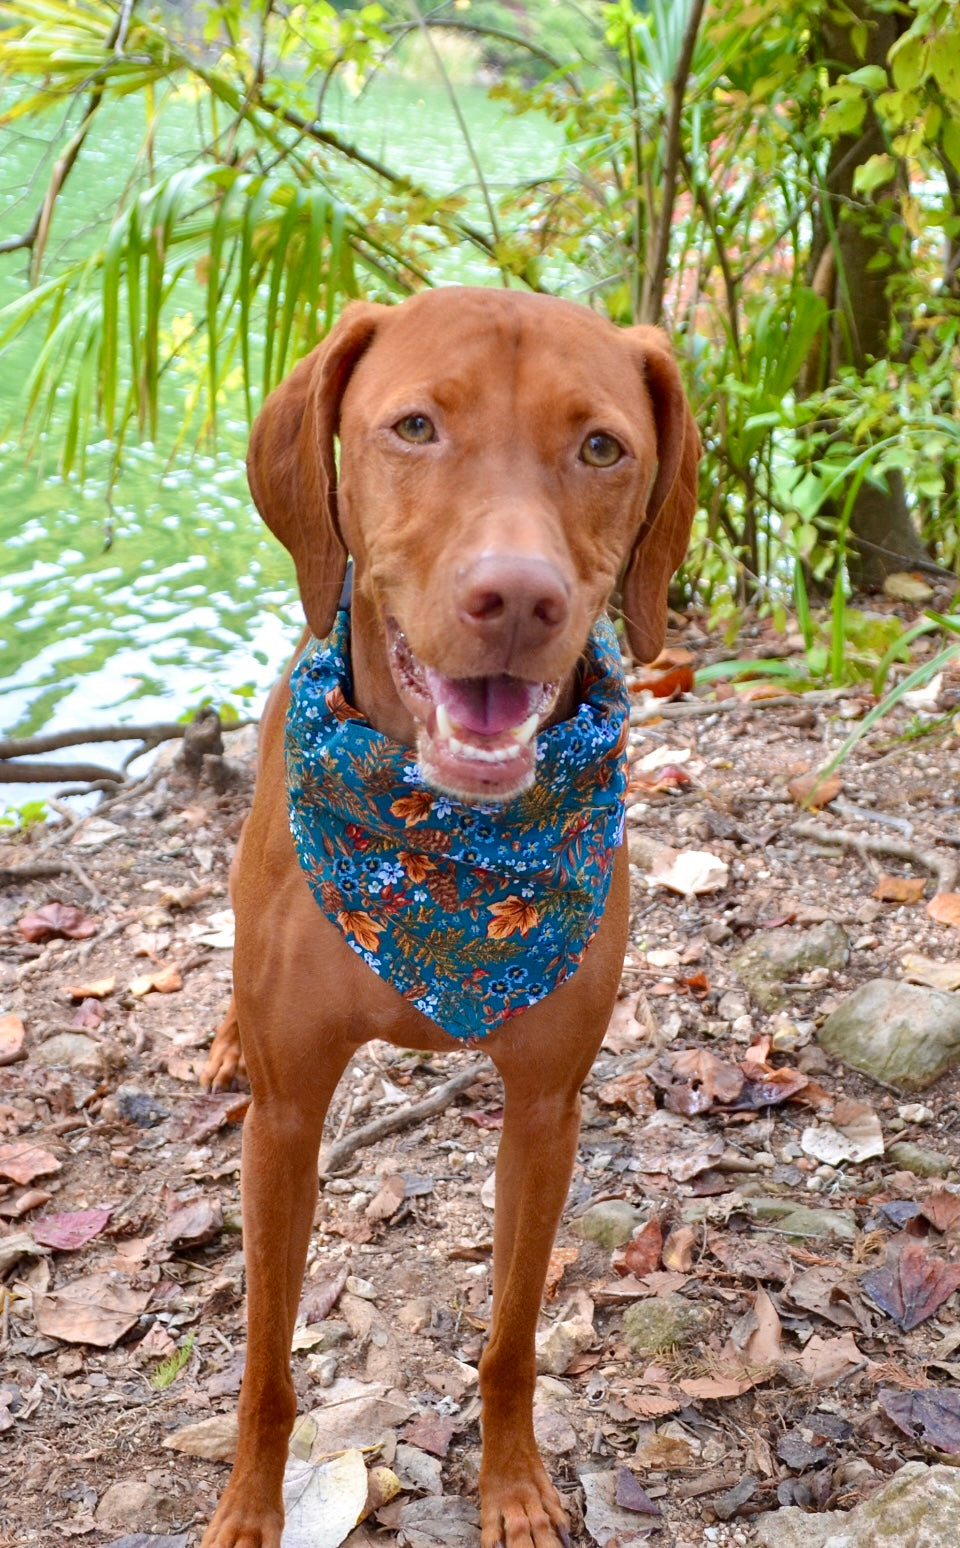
0, 1142, 61, 1186
622, 1391, 683, 1418
129, 964, 183, 996
732, 1287, 782, 1366
873, 874, 926, 904
62, 976, 115, 1001
619, 1218, 663, 1278
678, 1374, 755, 1399
0, 1014, 26, 1067
365, 1174, 406, 1221
18, 902, 98, 943
662, 1227, 697, 1274
928, 894, 960, 928
595, 1069, 656, 1117
33, 1272, 150, 1347
163, 1411, 239, 1460
793, 1332, 869, 1386
545, 1246, 579, 1301
787, 771, 842, 809
649, 848, 729, 897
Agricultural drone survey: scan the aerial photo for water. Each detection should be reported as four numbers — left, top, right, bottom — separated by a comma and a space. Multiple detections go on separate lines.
0, 72, 563, 783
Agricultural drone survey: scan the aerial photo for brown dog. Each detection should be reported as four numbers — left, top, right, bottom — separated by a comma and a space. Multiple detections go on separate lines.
201, 287, 698, 1548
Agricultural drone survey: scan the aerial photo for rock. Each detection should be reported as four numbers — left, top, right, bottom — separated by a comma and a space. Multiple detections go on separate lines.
394, 1443, 444, 1495
33, 1032, 105, 1076
750, 1200, 858, 1241
94, 1481, 171, 1531
886, 1141, 953, 1178
535, 1317, 595, 1375
533, 1403, 578, 1455
755, 1461, 960, 1546
622, 1293, 711, 1355
573, 1200, 642, 1249
818, 980, 960, 1092
115, 1085, 169, 1127
580, 1468, 657, 1546
397, 1297, 435, 1334
734, 922, 849, 1010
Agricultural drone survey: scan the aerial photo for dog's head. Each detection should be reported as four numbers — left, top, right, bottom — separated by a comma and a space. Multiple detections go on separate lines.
248, 288, 699, 802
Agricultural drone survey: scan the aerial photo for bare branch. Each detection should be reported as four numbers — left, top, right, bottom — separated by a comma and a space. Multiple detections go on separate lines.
641, 0, 706, 325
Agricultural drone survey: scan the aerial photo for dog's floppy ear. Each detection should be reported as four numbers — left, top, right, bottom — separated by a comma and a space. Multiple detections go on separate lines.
620, 326, 700, 663
247, 301, 388, 639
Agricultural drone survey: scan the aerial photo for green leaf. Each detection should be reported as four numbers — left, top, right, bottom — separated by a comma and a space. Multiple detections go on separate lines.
889, 33, 926, 92
853, 152, 896, 195
844, 64, 888, 92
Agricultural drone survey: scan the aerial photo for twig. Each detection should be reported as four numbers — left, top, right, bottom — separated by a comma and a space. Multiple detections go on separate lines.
629, 688, 846, 723
790, 820, 958, 895
318, 1063, 485, 1179
0, 759, 124, 786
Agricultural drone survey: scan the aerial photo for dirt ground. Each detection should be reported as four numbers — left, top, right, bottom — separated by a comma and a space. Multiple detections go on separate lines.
2, 609, 960, 1548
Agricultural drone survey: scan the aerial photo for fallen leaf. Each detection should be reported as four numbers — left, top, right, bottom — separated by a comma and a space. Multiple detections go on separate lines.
129, 964, 183, 997
928, 894, 960, 928
661, 1227, 696, 1273
0, 1142, 61, 1186
879, 1387, 960, 1452
623, 1390, 683, 1418
402, 1413, 457, 1458
631, 664, 695, 698
281, 1449, 369, 1548
17, 902, 98, 943
649, 1048, 744, 1115
902, 954, 960, 992
787, 772, 842, 809
363, 1464, 402, 1518
0, 1014, 26, 1066
678, 1374, 755, 1399
163, 1197, 222, 1249
545, 1246, 579, 1301
883, 571, 934, 602
707, 1234, 792, 1283
33, 1208, 112, 1251
34, 1272, 150, 1346
615, 1467, 661, 1516
0, 1231, 48, 1275
299, 1266, 349, 1324
595, 1069, 656, 1117
650, 848, 729, 897
603, 994, 656, 1054
730, 1286, 782, 1366
365, 1174, 406, 1221
786, 1266, 870, 1331
0, 1187, 52, 1219
394, 1495, 480, 1547
163, 1411, 239, 1460
920, 1192, 960, 1234
862, 1236, 960, 1330
619, 1218, 663, 1278
874, 874, 926, 903
793, 1332, 869, 1386
62, 976, 115, 1001
800, 1100, 884, 1166
628, 763, 692, 796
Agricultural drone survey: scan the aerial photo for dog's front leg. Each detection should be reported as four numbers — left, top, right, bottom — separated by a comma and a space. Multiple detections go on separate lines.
478, 1040, 598, 1548
202, 1049, 350, 1548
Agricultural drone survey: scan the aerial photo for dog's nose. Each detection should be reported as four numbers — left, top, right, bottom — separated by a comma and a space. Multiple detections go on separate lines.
457, 555, 570, 649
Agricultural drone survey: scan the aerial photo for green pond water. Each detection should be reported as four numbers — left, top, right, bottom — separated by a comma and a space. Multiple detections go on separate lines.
0, 74, 564, 777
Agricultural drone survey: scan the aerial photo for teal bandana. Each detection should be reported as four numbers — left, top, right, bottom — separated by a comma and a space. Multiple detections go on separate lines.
285, 610, 628, 1043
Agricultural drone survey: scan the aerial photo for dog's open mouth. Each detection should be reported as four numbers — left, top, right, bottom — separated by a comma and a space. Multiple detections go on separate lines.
387, 621, 559, 802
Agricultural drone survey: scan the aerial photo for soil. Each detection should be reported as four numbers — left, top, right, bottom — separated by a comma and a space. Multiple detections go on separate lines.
2, 611, 960, 1548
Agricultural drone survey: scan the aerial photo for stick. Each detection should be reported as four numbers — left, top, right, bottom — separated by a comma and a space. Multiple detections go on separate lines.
0, 759, 124, 785
629, 688, 846, 723
0, 718, 256, 760
790, 820, 958, 895
318, 1063, 486, 1179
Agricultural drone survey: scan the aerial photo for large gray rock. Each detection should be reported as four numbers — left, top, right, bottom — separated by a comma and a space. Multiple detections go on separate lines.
734, 922, 849, 1010
818, 979, 960, 1093
622, 1292, 711, 1355
755, 1461, 960, 1546
573, 1200, 642, 1249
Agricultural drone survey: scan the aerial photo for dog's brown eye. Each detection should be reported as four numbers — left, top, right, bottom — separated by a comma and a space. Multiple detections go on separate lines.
395, 414, 436, 444
581, 432, 623, 467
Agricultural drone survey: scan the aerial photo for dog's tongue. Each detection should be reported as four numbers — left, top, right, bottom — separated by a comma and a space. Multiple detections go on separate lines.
424, 669, 537, 736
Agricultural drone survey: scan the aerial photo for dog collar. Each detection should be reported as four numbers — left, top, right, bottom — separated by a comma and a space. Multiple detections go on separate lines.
285, 610, 628, 1043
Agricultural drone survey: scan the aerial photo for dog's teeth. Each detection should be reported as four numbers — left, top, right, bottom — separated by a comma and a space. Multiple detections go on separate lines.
512, 712, 539, 746
436, 703, 455, 741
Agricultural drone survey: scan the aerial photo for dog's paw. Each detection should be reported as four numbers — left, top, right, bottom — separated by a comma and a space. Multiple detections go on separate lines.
201, 1008, 247, 1092
480, 1462, 571, 1548
201, 1495, 282, 1548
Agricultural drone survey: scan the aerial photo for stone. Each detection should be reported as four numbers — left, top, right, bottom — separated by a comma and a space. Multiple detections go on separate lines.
94, 1481, 171, 1531
886, 1141, 953, 1178
817, 980, 960, 1093
535, 1317, 595, 1375
755, 1461, 960, 1546
573, 1200, 642, 1249
622, 1292, 711, 1355
33, 1032, 105, 1076
533, 1403, 578, 1455
750, 1200, 858, 1241
734, 922, 849, 1010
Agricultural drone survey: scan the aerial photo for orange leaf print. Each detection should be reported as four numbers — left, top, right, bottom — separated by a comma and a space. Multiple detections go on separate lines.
324, 685, 366, 723
390, 791, 435, 828
337, 910, 386, 952
487, 896, 540, 940
398, 851, 438, 883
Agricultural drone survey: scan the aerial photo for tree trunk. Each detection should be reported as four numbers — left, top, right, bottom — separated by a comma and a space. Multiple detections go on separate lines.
815, 2, 933, 586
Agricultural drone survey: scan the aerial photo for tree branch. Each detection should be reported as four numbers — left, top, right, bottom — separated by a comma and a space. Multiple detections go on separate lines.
641, 0, 706, 325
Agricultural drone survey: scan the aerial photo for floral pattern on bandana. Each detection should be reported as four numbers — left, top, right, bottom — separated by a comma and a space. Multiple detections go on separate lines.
285, 609, 628, 1043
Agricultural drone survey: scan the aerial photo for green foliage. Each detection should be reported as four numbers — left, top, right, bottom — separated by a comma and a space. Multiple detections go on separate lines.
150, 1332, 195, 1390
0, 798, 49, 830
